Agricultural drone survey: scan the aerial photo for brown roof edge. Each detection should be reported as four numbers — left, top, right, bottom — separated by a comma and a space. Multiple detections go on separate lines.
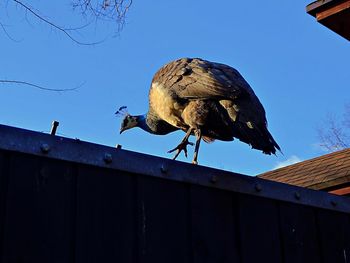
306, 0, 345, 16
258, 148, 350, 178
329, 185, 350, 195
307, 177, 350, 190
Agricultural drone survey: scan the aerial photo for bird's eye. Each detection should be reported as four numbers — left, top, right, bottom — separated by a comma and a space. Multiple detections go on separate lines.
123, 118, 128, 126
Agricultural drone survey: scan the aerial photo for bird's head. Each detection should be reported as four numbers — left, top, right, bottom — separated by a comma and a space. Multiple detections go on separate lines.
120, 114, 139, 134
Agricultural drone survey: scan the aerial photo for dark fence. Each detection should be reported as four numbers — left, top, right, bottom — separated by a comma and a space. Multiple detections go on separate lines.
0, 124, 350, 263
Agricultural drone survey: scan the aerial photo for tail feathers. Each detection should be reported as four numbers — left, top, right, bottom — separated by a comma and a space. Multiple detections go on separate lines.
234, 122, 281, 155
260, 129, 281, 155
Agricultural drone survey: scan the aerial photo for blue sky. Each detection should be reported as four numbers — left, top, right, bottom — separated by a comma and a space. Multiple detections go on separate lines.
1, 1, 349, 175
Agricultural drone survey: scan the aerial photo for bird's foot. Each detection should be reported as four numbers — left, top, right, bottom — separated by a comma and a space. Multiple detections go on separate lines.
168, 140, 194, 160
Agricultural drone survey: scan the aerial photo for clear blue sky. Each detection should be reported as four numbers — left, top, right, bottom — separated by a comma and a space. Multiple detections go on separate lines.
1, 1, 349, 175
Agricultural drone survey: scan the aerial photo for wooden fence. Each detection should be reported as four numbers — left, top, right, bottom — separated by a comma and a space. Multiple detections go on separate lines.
0, 124, 349, 263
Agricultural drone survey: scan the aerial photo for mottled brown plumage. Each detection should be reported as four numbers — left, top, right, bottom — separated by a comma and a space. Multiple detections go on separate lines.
120, 58, 280, 164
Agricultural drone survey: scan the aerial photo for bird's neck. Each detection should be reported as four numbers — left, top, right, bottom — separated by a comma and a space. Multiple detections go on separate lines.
137, 112, 178, 135
136, 114, 154, 134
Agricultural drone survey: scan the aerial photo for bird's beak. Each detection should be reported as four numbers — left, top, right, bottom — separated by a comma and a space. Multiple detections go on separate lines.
120, 127, 125, 134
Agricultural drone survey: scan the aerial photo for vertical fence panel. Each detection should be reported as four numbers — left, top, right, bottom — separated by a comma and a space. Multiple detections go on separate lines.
279, 202, 321, 263
190, 185, 240, 263
75, 165, 135, 263
136, 176, 190, 263
237, 194, 282, 263
2, 153, 76, 263
0, 151, 10, 263
316, 209, 350, 263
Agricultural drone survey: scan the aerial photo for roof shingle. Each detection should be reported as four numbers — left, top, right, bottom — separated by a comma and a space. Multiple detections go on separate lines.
258, 148, 350, 190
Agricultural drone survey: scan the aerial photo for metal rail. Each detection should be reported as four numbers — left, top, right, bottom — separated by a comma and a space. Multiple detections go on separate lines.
0, 124, 349, 213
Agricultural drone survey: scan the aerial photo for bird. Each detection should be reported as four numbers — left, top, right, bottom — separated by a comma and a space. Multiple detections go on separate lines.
119, 57, 280, 164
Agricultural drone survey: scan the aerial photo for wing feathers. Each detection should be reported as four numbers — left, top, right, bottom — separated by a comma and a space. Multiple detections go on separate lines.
153, 58, 253, 100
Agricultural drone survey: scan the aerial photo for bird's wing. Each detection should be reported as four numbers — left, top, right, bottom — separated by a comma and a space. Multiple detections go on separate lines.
152, 58, 255, 100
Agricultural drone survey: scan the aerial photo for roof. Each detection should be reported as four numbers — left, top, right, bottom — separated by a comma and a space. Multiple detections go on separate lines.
258, 148, 350, 190
306, 0, 350, 41
307, 0, 345, 16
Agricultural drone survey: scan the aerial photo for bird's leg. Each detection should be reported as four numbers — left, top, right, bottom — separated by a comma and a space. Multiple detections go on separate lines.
168, 128, 194, 160
192, 129, 202, 165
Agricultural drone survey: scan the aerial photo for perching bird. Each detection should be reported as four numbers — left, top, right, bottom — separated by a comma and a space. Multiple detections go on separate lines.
119, 58, 280, 164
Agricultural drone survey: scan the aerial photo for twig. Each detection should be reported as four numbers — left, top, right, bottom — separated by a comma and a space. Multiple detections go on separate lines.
0, 80, 80, 92
318, 112, 349, 152
0, 20, 22, 42
11, 0, 103, 45
72, 0, 132, 32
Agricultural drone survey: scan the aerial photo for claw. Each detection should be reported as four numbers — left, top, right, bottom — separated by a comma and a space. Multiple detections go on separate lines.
168, 140, 194, 160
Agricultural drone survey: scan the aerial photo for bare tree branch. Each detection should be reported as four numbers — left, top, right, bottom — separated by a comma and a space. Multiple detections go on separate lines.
72, 0, 132, 32
2, 0, 132, 43
0, 80, 81, 92
318, 109, 350, 152
11, 0, 105, 45
1, 1, 132, 95
0, 20, 22, 42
